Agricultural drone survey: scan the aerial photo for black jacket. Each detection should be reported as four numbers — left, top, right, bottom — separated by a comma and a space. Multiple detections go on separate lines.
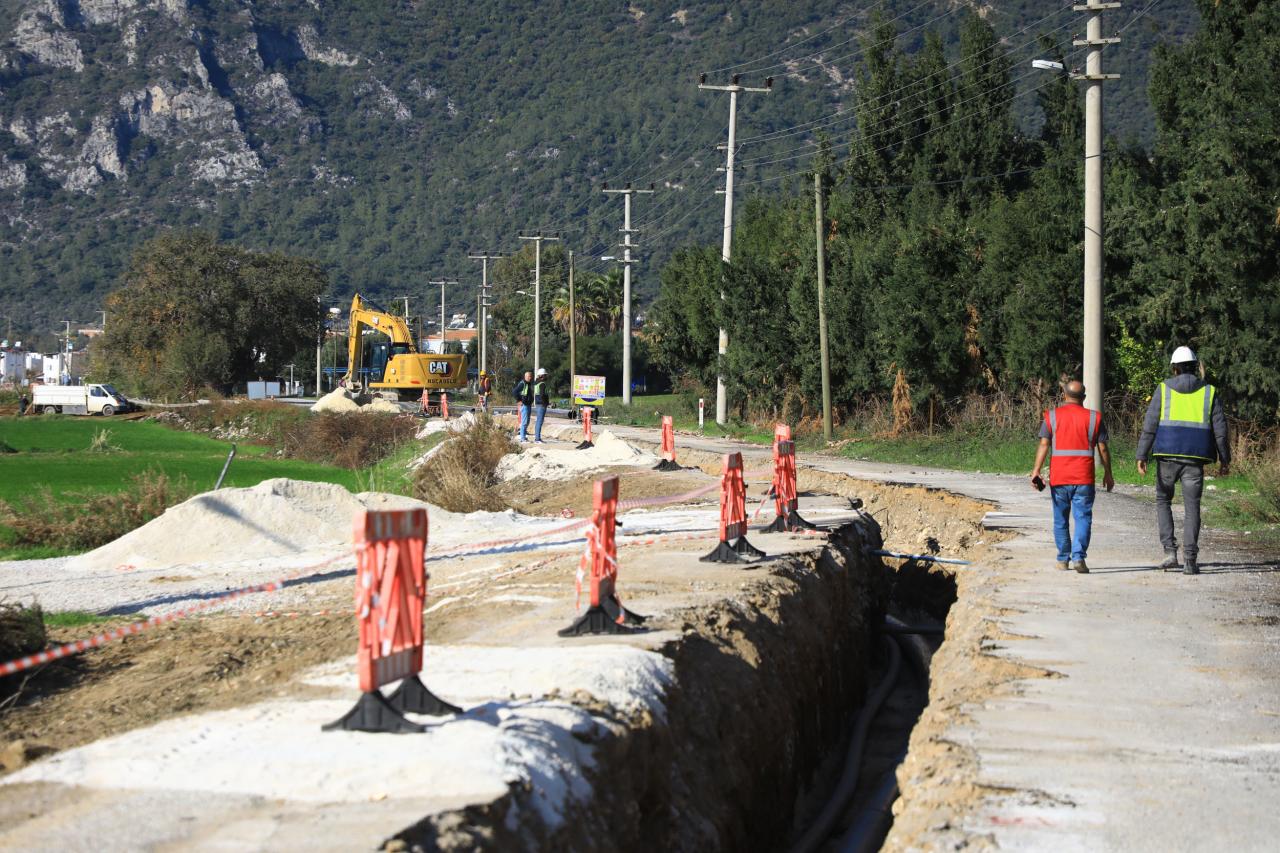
1136, 373, 1230, 464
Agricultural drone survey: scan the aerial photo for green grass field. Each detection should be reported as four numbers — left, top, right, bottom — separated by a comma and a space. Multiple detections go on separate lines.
0, 416, 365, 559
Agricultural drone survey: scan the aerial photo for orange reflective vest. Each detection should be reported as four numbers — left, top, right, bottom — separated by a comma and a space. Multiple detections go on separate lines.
1044, 404, 1100, 486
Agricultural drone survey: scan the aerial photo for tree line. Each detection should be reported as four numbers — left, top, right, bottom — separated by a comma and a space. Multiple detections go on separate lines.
649, 0, 1280, 425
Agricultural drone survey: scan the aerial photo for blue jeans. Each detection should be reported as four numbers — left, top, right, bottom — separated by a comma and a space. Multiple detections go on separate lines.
1051, 484, 1095, 562
534, 404, 547, 441
518, 404, 530, 441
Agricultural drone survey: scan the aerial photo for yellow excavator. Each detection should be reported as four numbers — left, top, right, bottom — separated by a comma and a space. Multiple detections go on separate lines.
342, 294, 467, 401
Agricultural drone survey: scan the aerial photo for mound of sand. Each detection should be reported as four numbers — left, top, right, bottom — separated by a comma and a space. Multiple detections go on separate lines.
416, 411, 477, 439
495, 430, 658, 482
68, 479, 564, 572
310, 388, 404, 414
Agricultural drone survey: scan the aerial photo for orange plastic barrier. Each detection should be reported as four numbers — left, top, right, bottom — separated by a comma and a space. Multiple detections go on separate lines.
576, 407, 594, 449
441, 393, 449, 420
560, 476, 647, 635
420, 389, 430, 414
655, 415, 681, 470
324, 508, 460, 733
700, 452, 765, 563
763, 439, 818, 533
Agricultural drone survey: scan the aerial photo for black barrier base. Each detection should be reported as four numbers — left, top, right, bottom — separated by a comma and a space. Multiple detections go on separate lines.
558, 602, 646, 636
761, 510, 820, 534
700, 539, 745, 563
322, 690, 425, 734
733, 536, 766, 558
653, 459, 683, 472
602, 594, 648, 625
575, 440, 595, 450
386, 675, 462, 716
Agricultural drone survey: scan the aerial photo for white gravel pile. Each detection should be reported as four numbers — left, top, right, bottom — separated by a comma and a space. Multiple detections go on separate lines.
495, 430, 658, 482
416, 410, 476, 439
309, 388, 404, 414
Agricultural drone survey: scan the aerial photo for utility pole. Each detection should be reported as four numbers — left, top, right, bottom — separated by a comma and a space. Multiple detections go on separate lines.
517, 234, 559, 374
602, 182, 654, 406
62, 320, 72, 383
699, 73, 772, 425
469, 251, 504, 374
814, 171, 833, 442
568, 250, 576, 392
1074, 1, 1119, 412
428, 279, 458, 353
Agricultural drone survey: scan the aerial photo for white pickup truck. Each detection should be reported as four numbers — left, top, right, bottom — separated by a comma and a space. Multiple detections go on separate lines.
32, 383, 135, 416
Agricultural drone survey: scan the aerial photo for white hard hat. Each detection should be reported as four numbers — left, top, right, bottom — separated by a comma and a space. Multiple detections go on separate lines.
1170, 346, 1197, 364
535, 367, 547, 377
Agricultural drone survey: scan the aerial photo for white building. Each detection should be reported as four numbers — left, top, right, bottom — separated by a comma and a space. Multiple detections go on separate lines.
1, 351, 25, 385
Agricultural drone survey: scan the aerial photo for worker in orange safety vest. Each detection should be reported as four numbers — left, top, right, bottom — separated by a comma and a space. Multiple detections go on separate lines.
1029, 379, 1115, 574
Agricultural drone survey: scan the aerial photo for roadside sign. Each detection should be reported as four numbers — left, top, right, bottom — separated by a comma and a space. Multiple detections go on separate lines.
573, 374, 606, 407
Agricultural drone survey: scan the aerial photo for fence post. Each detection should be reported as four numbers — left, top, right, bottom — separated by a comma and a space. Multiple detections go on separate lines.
560, 476, 647, 635
323, 508, 460, 733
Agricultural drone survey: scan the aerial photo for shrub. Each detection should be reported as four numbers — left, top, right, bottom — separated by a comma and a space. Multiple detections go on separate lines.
412, 414, 517, 512
0, 601, 46, 665
1238, 450, 1280, 525
283, 413, 418, 470
0, 472, 196, 551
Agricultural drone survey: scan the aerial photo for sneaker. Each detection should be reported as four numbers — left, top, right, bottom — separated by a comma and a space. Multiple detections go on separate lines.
1056, 561, 1070, 571
534, 439, 545, 444
1159, 551, 1180, 571
1072, 560, 1089, 574
1183, 559, 1199, 575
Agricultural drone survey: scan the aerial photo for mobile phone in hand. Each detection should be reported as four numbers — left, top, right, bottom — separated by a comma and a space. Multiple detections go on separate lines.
1032, 475, 1045, 491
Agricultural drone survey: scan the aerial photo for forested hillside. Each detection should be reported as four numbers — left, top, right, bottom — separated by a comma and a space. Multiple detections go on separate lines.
0, 0, 1196, 341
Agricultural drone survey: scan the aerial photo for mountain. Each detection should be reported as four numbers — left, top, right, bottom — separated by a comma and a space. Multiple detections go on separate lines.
0, 0, 1198, 342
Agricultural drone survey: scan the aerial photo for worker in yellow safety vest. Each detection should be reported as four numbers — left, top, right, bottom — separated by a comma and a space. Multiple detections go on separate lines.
1135, 346, 1230, 575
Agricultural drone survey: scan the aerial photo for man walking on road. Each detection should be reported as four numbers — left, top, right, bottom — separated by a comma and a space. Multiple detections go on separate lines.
532, 367, 549, 443
513, 370, 534, 442
1030, 380, 1116, 574
1136, 347, 1230, 576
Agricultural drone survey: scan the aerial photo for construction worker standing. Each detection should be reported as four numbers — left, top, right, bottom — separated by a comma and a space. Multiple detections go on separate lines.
477, 370, 492, 412
1030, 380, 1116, 574
513, 370, 534, 442
532, 367, 549, 443
1136, 347, 1230, 575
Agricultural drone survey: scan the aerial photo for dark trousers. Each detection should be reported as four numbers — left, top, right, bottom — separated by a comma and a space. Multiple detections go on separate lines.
1156, 459, 1204, 560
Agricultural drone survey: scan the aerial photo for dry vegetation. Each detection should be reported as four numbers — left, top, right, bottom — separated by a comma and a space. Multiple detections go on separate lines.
0, 472, 195, 551
413, 414, 517, 512
0, 602, 46, 702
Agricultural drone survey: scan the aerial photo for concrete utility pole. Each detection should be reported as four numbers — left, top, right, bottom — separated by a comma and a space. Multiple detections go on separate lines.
1074, 1, 1119, 412
428, 279, 458, 353
517, 234, 559, 374
814, 171, 833, 442
602, 183, 654, 406
568, 250, 576, 391
469, 252, 504, 374
699, 73, 772, 425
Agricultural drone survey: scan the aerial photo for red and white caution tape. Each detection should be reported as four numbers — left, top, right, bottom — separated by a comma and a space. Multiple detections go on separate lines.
0, 553, 347, 677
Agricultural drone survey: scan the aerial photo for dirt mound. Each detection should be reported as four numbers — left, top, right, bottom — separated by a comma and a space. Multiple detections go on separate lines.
416, 411, 477, 439
64, 478, 564, 572
68, 479, 419, 571
309, 389, 403, 414
495, 431, 658, 482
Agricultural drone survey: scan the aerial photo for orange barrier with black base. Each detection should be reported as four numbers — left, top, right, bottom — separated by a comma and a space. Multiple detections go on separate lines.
654, 416, 682, 471
762, 439, 818, 533
576, 407, 594, 449
559, 476, 647, 635
700, 452, 766, 563
441, 393, 449, 420
420, 389, 430, 415
324, 508, 461, 734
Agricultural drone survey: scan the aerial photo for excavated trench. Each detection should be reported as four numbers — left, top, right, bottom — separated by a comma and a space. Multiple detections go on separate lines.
388, 459, 982, 853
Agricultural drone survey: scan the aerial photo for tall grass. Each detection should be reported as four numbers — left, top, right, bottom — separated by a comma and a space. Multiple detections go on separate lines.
0, 471, 196, 551
412, 414, 516, 512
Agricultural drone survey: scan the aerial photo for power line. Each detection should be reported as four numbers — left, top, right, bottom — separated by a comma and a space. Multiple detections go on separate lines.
738, 0, 1078, 146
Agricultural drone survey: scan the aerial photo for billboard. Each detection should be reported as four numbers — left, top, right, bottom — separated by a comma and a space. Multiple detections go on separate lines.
573, 374, 606, 407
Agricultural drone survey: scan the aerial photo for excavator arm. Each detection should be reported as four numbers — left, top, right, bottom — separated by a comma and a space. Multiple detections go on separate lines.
343, 294, 419, 388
